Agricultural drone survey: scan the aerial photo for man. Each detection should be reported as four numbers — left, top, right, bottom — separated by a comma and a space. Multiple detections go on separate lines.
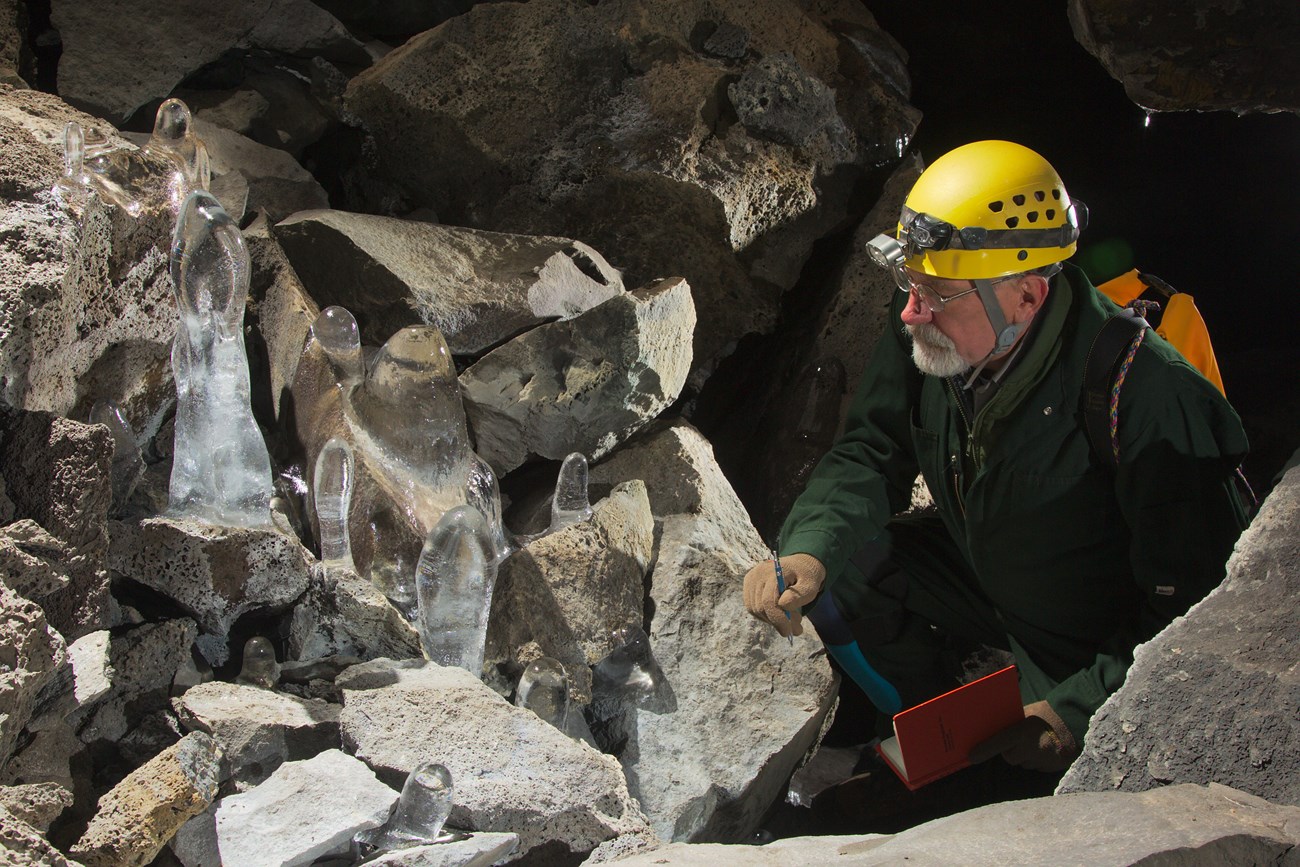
743, 140, 1248, 771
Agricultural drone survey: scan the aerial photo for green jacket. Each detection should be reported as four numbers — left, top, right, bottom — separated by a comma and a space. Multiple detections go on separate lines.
780, 265, 1248, 741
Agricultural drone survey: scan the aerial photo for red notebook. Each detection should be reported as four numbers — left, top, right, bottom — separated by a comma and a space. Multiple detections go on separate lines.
874, 665, 1023, 791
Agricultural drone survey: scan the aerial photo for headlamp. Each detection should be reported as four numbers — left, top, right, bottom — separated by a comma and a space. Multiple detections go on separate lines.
905, 212, 953, 252
865, 234, 905, 270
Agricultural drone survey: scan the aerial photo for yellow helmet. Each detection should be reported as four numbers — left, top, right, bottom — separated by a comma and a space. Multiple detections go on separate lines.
896, 140, 1085, 280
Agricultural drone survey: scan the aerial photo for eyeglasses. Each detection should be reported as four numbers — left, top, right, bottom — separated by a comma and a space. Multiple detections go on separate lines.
895, 272, 1017, 314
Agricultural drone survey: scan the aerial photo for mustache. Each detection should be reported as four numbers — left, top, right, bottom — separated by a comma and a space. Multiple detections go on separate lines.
906, 323, 955, 349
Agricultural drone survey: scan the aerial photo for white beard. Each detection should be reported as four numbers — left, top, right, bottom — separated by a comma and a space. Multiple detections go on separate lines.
906, 323, 970, 377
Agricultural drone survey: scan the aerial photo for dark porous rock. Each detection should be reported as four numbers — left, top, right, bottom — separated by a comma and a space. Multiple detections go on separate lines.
107, 518, 312, 666
589, 420, 837, 842
344, 0, 919, 379
272, 208, 624, 355
728, 52, 846, 152
51, 0, 366, 120
486, 480, 654, 704
1059, 464, 1300, 804
0, 580, 66, 774
1069, 0, 1300, 114
0, 411, 113, 638
460, 277, 695, 475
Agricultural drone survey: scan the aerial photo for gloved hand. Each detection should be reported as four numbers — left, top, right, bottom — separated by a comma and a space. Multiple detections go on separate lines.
742, 553, 826, 637
968, 700, 1079, 772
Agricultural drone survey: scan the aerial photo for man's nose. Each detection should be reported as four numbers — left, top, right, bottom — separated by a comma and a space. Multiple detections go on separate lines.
899, 288, 932, 326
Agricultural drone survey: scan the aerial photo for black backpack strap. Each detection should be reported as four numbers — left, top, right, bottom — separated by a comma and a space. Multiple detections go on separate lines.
1083, 311, 1149, 467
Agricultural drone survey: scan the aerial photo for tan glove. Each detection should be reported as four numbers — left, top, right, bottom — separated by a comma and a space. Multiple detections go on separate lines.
968, 699, 1079, 772
742, 553, 826, 637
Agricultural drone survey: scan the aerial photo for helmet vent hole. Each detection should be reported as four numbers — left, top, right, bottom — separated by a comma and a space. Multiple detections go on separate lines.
1017, 250, 1029, 261
988, 201, 1004, 213
1046, 208, 1056, 220
1034, 190, 1046, 202
1026, 211, 1039, 223
1052, 189, 1062, 200
1005, 216, 1019, 228
1012, 194, 1026, 206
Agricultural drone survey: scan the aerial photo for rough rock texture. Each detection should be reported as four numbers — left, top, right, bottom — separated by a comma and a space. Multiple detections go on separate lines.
339, 658, 655, 857
610, 784, 1300, 865
0, 0, 22, 86
208, 749, 397, 867
51, 0, 367, 119
273, 209, 625, 354
0, 519, 73, 604
589, 420, 838, 842
70, 730, 222, 867
107, 518, 312, 664
0, 411, 114, 638
0, 722, 82, 791
461, 277, 695, 475
0, 803, 78, 866
190, 119, 329, 222
344, 0, 919, 377
0, 86, 179, 433
0, 580, 66, 772
1068, 0, 1300, 114
487, 480, 654, 703
288, 563, 422, 663
173, 681, 341, 789
0, 782, 73, 833
1059, 464, 1300, 804
364, 833, 520, 867
74, 618, 199, 746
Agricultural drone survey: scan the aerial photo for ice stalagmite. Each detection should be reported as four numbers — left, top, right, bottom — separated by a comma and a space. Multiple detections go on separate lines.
314, 437, 357, 573
168, 191, 273, 526
349, 326, 473, 605
414, 505, 497, 675
236, 636, 280, 689
515, 657, 571, 731
549, 452, 594, 532
353, 762, 454, 857
467, 453, 510, 562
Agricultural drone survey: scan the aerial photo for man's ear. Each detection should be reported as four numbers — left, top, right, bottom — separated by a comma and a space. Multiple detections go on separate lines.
1013, 274, 1050, 321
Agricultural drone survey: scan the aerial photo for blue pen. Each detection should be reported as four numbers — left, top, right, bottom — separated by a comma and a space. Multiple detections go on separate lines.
771, 549, 794, 646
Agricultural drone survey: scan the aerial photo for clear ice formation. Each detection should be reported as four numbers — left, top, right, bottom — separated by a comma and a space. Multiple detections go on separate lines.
587, 623, 674, 755
467, 454, 511, 563
515, 657, 571, 731
168, 191, 274, 527
56, 98, 209, 217
353, 762, 454, 857
236, 636, 280, 689
313, 437, 357, 573
89, 399, 144, 512
414, 505, 498, 675
549, 452, 594, 532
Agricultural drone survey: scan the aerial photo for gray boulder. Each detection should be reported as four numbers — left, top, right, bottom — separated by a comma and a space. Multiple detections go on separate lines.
173, 681, 341, 789
204, 749, 397, 867
1, 410, 113, 639
343, 0, 919, 377
107, 518, 312, 665
0, 782, 73, 834
608, 783, 1300, 865
1059, 464, 1300, 804
288, 563, 422, 663
364, 833, 519, 867
338, 658, 655, 858
461, 277, 695, 475
487, 480, 654, 703
0, 802, 78, 866
51, 0, 367, 119
272, 209, 624, 354
589, 420, 838, 842
191, 119, 329, 222
70, 731, 222, 867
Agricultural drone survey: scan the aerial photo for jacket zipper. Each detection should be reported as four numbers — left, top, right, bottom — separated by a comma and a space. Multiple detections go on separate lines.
946, 377, 973, 517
